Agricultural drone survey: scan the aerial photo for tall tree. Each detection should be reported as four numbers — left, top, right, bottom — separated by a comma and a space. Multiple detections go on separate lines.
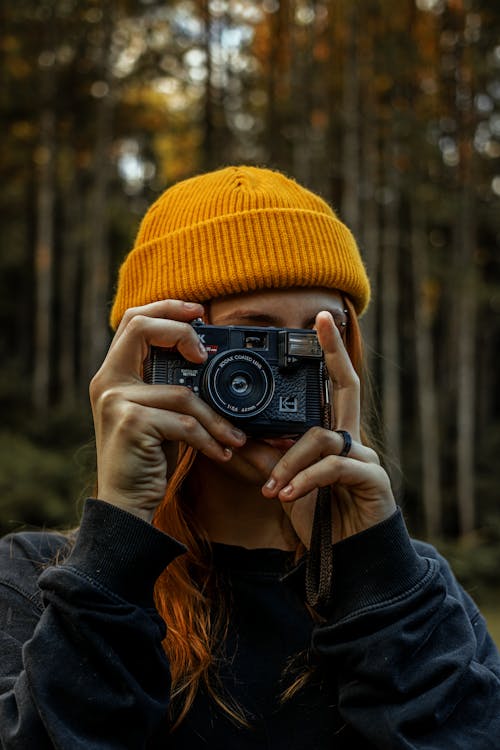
33, 40, 57, 414
411, 200, 442, 538
81, 8, 116, 385
358, 22, 380, 367
448, 0, 478, 536
340, 2, 361, 236
380, 135, 402, 496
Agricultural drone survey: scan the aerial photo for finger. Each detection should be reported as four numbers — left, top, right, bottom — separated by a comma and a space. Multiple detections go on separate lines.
129, 404, 238, 464
100, 315, 208, 381
315, 311, 361, 440
262, 426, 378, 497
113, 299, 204, 342
275, 454, 390, 503
97, 383, 247, 449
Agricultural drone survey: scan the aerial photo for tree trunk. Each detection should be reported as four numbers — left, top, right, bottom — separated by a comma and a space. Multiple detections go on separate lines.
33, 105, 55, 414
340, 5, 360, 237
290, 5, 312, 185
453, 7, 477, 538
200, 0, 215, 170
81, 17, 115, 386
380, 139, 402, 496
58, 152, 81, 407
265, 0, 290, 168
455, 183, 476, 537
411, 203, 442, 538
359, 33, 379, 368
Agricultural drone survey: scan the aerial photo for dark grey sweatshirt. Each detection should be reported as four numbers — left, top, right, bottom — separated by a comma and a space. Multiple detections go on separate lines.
1, 499, 499, 749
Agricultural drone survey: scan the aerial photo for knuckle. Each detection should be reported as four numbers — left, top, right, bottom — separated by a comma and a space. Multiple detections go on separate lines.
275, 456, 292, 477
347, 379, 360, 395
182, 325, 202, 348
365, 447, 381, 465
178, 413, 198, 434
114, 401, 143, 432
169, 323, 199, 356
210, 411, 227, 428
122, 302, 172, 325
172, 385, 196, 408
120, 306, 140, 326
308, 425, 327, 443
89, 371, 104, 402
123, 313, 148, 336
208, 411, 232, 436
94, 386, 120, 416
376, 465, 392, 486
181, 319, 197, 336
351, 371, 361, 389
173, 319, 192, 336
95, 391, 146, 435
336, 371, 360, 391
324, 455, 338, 472
300, 466, 315, 486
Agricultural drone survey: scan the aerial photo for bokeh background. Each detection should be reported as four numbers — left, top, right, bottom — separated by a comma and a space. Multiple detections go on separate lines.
1, 0, 499, 634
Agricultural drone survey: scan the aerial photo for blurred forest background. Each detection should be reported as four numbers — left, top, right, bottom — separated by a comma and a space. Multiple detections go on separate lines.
1, 0, 499, 619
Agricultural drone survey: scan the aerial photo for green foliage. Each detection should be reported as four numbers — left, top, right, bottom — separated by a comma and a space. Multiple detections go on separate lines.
0, 427, 94, 537
482, 607, 500, 648
435, 516, 500, 606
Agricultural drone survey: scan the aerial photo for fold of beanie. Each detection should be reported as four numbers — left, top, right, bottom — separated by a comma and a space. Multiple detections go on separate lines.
110, 166, 371, 329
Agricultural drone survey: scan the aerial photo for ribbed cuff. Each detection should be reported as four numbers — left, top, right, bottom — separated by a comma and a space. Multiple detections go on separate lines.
324, 508, 429, 621
63, 499, 186, 608
281, 509, 429, 621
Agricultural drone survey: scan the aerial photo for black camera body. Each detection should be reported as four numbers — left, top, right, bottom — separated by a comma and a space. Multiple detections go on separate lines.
143, 320, 329, 437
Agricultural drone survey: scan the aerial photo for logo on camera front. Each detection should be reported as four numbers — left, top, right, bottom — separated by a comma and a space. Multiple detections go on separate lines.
279, 396, 298, 413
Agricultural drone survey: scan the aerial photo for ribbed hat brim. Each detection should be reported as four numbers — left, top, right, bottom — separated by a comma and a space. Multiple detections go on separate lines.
110, 207, 370, 329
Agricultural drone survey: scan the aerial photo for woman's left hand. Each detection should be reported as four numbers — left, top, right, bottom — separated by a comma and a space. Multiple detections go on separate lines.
261, 311, 396, 548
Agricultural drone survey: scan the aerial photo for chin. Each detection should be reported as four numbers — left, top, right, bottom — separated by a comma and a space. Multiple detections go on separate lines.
224, 436, 300, 485
257, 436, 298, 452
196, 438, 286, 487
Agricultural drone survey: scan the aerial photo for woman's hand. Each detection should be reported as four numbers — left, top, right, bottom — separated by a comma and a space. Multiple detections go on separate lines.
261, 311, 396, 547
89, 300, 246, 522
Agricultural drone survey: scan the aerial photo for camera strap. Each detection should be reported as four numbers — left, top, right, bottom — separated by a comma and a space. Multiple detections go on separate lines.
304, 368, 333, 612
304, 486, 333, 611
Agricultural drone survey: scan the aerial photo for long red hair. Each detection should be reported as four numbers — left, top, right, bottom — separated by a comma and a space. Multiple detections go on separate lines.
152, 296, 370, 729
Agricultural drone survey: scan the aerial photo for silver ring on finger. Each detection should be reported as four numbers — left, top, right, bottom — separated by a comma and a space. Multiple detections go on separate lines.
334, 429, 352, 457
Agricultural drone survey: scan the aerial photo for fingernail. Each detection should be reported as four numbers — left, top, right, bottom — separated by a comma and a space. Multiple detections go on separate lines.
231, 428, 246, 442
223, 447, 232, 459
184, 302, 200, 310
265, 478, 277, 491
281, 484, 293, 496
198, 340, 207, 358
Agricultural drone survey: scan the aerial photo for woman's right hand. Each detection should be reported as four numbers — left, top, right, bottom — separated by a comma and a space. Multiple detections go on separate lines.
89, 300, 247, 522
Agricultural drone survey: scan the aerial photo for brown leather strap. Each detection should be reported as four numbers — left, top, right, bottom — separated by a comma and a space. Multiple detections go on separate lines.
305, 485, 333, 610
305, 363, 333, 611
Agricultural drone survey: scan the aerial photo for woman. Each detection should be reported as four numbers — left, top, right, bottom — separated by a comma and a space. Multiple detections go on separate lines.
0, 166, 499, 749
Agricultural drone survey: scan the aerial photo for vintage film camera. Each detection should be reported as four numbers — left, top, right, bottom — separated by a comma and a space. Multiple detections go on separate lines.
143, 320, 330, 437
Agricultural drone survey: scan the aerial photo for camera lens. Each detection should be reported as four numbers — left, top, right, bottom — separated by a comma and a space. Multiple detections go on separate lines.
230, 373, 251, 395
201, 349, 274, 418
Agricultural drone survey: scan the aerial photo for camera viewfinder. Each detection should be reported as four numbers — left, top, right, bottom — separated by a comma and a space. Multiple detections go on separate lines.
244, 332, 268, 350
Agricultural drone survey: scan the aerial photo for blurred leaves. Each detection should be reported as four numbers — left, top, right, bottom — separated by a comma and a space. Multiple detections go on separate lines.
436, 515, 500, 603
0, 430, 93, 536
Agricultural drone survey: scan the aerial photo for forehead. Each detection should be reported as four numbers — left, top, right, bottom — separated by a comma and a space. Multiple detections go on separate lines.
209, 287, 345, 325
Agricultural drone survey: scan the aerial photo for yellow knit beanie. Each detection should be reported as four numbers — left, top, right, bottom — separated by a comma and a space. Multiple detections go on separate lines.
110, 165, 371, 329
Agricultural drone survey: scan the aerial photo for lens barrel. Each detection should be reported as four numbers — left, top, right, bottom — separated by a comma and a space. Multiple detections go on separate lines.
201, 349, 274, 418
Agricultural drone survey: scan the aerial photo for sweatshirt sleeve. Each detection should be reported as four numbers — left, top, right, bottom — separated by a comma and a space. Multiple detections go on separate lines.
311, 508, 500, 749
0, 498, 186, 750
